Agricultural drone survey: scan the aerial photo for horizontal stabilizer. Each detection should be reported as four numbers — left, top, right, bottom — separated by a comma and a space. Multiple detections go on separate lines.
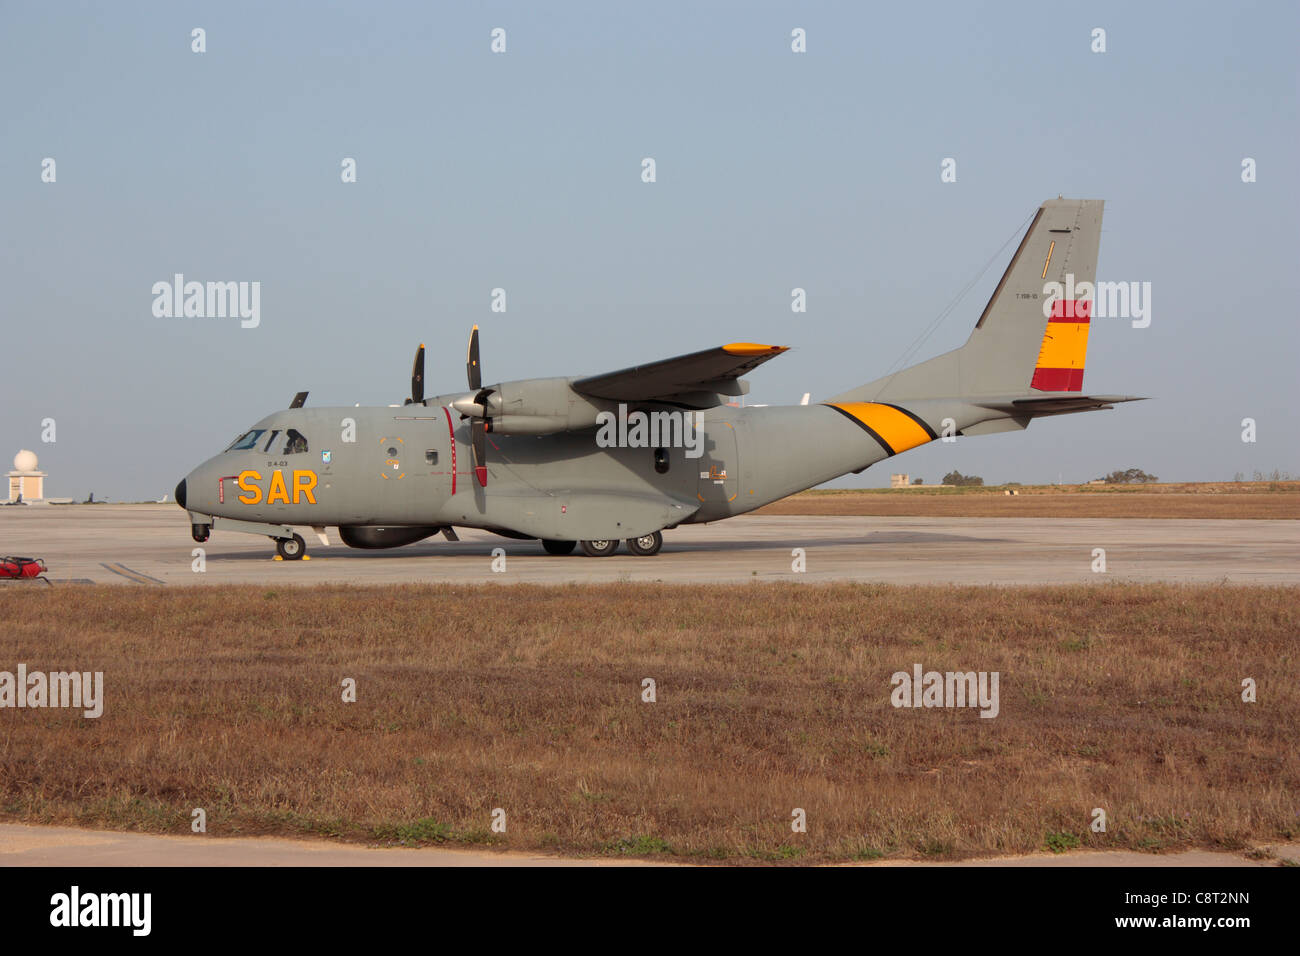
975, 394, 1147, 416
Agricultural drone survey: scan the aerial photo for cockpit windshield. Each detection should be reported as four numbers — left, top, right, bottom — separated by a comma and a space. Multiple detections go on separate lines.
226, 429, 266, 451
226, 427, 309, 454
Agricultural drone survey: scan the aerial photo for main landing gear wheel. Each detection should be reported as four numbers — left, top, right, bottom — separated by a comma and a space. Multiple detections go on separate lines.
542, 539, 577, 556
580, 539, 619, 557
276, 533, 306, 560
626, 531, 663, 556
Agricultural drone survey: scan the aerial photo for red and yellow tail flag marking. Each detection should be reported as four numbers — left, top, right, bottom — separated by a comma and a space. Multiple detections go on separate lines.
1031, 298, 1090, 391
824, 402, 937, 456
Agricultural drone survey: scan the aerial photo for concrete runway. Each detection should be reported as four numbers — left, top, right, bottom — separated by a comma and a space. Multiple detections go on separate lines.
1, 823, 1293, 867
0, 824, 658, 867
2, 503, 1296, 586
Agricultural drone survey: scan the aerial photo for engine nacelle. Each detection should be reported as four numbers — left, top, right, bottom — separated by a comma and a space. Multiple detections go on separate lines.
476, 378, 611, 436
338, 525, 442, 549
485, 414, 571, 435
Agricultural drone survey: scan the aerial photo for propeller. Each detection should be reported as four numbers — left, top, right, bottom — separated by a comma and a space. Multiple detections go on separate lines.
406, 344, 425, 405
467, 326, 481, 392
465, 326, 489, 487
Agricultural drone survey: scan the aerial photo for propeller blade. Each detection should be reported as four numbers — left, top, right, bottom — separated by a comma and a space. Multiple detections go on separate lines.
471, 418, 488, 487
467, 325, 481, 391
462, 327, 488, 484
408, 343, 425, 405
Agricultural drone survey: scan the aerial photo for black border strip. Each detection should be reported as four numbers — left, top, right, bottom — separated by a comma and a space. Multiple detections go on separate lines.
880, 403, 940, 441
826, 404, 895, 456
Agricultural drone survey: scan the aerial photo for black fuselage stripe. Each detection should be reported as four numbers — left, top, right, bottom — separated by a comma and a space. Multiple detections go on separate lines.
826, 405, 895, 456
880, 403, 939, 441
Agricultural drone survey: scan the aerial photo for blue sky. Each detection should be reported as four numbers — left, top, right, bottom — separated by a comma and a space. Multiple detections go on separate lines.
2, 1, 1296, 499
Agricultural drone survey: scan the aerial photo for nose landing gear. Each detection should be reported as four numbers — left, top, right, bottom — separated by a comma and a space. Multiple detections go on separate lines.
275, 533, 306, 560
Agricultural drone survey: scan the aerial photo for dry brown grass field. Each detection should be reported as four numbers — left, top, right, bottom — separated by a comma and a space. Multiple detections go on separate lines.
0, 583, 1296, 864
757, 482, 1300, 519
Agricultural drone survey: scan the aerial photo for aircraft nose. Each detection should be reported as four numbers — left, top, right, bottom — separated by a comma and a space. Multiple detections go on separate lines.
174, 478, 187, 509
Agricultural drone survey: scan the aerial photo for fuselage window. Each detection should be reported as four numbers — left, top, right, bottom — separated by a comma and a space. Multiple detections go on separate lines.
425, 449, 438, 465
654, 447, 670, 474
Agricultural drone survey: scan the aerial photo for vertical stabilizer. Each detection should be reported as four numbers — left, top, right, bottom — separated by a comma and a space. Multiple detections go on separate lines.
830, 198, 1104, 403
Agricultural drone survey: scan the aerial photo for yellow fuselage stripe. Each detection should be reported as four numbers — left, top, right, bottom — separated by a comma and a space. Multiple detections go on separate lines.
827, 402, 933, 455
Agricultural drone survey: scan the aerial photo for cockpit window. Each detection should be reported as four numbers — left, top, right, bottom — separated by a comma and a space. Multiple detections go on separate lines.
226, 427, 308, 454
261, 428, 310, 455
226, 429, 266, 451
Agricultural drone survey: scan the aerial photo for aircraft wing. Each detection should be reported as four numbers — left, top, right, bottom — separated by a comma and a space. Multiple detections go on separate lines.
571, 343, 788, 408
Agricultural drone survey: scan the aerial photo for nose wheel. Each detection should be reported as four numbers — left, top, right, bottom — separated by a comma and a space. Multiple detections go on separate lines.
275, 533, 306, 560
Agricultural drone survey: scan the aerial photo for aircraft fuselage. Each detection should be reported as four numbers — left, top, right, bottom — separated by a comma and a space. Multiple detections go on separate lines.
178, 390, 1004, 549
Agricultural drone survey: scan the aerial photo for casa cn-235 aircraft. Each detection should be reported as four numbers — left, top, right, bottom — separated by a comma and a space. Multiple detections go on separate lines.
176, 197, 1143, 559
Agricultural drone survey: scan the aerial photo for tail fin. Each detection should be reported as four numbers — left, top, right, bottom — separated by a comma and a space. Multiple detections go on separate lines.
831, 197, 1104, 403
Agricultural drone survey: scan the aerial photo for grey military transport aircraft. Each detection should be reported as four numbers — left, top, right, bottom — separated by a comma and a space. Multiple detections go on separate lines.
176, 197, 1142, 558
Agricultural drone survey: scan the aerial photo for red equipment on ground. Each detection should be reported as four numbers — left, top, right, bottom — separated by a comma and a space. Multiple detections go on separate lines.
0, 556, 51, 585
